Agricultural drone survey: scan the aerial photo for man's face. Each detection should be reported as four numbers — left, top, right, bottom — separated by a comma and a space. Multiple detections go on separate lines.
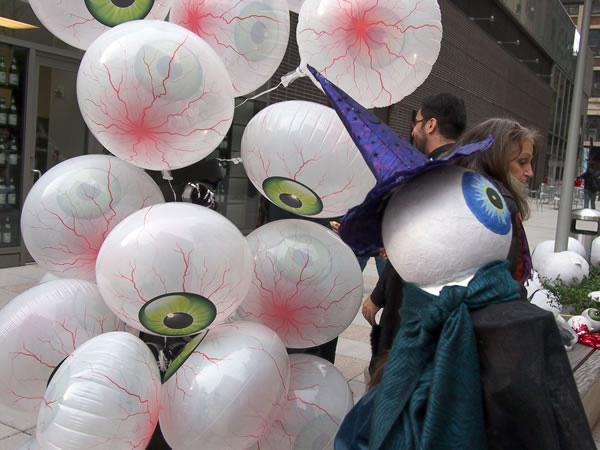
411, 109, 428, 154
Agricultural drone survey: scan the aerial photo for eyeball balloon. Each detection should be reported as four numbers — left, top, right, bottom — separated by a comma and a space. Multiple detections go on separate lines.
0, 279, 124, 424
170, 0, 290, 96
240, 219, 363, 348
160, 321, 289, 450
581, 308, 600, 332
29, 0, 172, 50
532, 238, 586, 270
77, 20, 234, 171
36, 332, 161, 449
95, 202, 253, 335
21, 155, 164, 280
383, 166, 512, 288
536, 251, 589, 287
256, 354, 354, 450
242, 101, 376, 218
297, 0, 442, 108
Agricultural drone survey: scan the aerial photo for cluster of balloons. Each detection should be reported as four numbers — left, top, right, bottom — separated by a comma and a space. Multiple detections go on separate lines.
3, 0, 448, 447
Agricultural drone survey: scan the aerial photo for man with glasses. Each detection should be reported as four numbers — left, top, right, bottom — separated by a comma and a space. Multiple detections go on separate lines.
411, 93, 467, 160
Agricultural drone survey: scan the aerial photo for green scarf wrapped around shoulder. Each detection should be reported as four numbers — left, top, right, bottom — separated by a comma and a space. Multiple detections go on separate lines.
370, 260, 521, 450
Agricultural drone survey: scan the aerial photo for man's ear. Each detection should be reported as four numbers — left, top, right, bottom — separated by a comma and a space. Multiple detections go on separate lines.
426, 117, 438, 135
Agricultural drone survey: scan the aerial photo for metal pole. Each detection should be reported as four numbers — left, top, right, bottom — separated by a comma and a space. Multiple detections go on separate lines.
555, 0, 592, 252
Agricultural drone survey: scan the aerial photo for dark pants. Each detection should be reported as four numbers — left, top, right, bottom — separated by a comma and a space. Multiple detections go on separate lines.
584, 189, 596, 209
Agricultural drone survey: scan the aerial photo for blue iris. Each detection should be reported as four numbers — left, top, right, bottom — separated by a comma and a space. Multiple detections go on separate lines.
462, 171, 511, 235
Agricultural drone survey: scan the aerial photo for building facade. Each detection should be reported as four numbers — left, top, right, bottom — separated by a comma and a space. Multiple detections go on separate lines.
0, 0, 581, 267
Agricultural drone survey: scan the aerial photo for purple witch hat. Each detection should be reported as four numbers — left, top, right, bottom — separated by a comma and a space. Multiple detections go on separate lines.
306, 65, 494, 255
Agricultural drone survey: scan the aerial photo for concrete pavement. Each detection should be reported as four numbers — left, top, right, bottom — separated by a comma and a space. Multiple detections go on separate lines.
0, 200, 598, 448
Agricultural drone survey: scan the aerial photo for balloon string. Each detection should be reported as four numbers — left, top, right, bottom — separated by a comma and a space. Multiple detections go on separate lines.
167, 178, 177, 202
234, 66, 307, 109
235, 82, 283, 109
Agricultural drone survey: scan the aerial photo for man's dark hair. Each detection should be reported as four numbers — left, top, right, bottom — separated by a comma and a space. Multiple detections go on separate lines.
420, 93, 466, 140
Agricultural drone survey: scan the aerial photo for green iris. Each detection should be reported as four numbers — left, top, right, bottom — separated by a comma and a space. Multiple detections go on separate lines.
162, 331, 207, 383
85, 0, 154, 27
262, 176, 323, 215
139, 293, 216, 337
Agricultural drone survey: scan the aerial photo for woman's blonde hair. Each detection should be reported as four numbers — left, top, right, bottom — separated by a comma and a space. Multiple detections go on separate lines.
452, 118, 541, 219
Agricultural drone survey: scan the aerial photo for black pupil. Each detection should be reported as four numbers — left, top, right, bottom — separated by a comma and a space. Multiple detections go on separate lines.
279, 193, 303, 208
164, 312, 194, 329
112, 0, 136, 7
485, 187, 503, 209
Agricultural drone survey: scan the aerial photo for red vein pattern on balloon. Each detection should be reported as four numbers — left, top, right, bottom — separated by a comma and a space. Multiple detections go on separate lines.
297, 0, 442, 106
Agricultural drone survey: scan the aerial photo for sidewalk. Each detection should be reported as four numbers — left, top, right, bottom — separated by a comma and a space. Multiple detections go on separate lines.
0, 200, 598, 448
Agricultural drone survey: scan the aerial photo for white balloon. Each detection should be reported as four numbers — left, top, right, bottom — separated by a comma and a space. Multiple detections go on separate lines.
0, 279, 124, 422
77, 20, 234, 171
170, 0, 290, 96
532, 238, 587, 270
28, 0, 172, 50
160, 322, 289, 450
96, 203, 253, 335
383, 166, 512, 288
240, 219, 363, 348
257, 354, 354, 450
297, 0, 442, 107
242, 101, 376, 218
21, 155, 164, 280
536, 251, 589, 286
36, 332, 161, 449
37, 273, 59, 284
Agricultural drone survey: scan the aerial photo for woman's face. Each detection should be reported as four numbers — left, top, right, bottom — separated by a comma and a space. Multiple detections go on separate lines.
509, 140, 534, 184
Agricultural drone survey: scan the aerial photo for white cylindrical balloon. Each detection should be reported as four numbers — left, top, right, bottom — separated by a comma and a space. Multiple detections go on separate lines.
96, 203, 253, 335
0, 279, 125, 423
383, 167, 512, 288
160, 322, 289, 450
170, 0, 290, 96
36, 332, 161, 449
297, 0, 442, 108
242, 101, 376, 218
29, 0, 172, 50
240, 219, 363, 348
257, 354, 354, 450
77, 20, 234, 171
21, 155, 164, 281
591, 236, 600, 267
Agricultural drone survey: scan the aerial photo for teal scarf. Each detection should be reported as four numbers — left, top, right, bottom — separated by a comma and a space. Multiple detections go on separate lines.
370, 261, 521, 450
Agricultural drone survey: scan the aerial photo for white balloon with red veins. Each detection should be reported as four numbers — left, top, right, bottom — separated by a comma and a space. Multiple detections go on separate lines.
95, 202, 253, 336
297, 0, 442, 108
21, 155, 164, 281
0, 279, 125, 424
256, 354, 354, 450
36, 332, 161, 449
170, 0, 290, 97
28, 0, 172, 50
77, 20, 234, 171
241, 101, 376, 218
160, 321, 289, 450
240, 219, 363, 348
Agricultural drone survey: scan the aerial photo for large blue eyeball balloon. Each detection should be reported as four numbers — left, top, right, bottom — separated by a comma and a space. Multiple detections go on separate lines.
382, 166, 512, 288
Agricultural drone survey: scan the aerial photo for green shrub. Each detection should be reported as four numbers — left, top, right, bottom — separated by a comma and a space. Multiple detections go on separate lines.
539, 266, 600, 314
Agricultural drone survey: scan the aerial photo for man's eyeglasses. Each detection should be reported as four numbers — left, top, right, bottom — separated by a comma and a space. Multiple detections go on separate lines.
412, 118, 427, 128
